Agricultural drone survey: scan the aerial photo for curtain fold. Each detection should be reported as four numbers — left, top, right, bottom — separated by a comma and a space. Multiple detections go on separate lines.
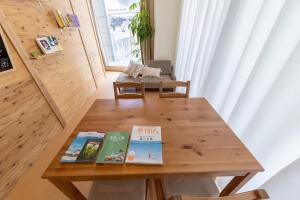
175, 0, 300, 198
262, 157, 300, 199
142, 0, 154, 62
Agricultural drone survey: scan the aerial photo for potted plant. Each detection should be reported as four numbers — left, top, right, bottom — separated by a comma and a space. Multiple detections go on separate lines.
129, 0, 154, 64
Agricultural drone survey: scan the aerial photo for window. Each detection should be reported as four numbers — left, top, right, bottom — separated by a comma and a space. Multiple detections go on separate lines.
91, 0, 141, 67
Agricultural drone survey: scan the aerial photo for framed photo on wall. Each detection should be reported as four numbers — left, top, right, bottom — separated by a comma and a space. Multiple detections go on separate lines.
0, 32, 13, 73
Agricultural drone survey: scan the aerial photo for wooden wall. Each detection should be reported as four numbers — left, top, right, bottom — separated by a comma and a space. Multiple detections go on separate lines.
0, 0, 105, 198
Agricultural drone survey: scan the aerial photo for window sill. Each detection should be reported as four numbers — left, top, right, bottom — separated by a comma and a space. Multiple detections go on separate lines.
105, 66, 127, 72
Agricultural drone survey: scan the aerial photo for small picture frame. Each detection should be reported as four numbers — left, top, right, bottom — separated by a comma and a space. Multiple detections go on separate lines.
36, 37, 56, 54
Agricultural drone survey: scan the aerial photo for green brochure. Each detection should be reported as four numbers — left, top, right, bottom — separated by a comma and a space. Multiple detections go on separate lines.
96, 131, 129, 164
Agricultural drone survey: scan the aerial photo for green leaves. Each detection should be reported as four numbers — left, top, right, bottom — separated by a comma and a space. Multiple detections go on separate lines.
131, 41, 142, 62
129, 2, 138, 11
128, 0, 153, 64
128, 0, 153, 44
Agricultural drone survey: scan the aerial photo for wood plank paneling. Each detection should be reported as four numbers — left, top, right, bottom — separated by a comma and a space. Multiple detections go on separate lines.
0, 26, 62, 198
0, 10, 66, 127
2, 0, 98, 121
70, 0, 106, 87
0, 0, 106, 198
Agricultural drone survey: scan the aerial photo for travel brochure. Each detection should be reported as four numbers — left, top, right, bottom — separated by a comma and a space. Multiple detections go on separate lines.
60, 131, 105, 162
126, 126, 163, 165
96, 131, 129, 164
60, 126, 163, 165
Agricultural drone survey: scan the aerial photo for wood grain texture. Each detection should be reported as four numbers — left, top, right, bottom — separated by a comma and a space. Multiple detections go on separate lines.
0, 22, 62, 198
0, 0, 105, 198
49, 179, 86, 200
154, 179, 165, 200
0, 0, 102, 122
219, 172, 256, 197
43, 98, 263, 196
0, 9, 66, 127
70, 0, 106, 87
85, 0, 107, 78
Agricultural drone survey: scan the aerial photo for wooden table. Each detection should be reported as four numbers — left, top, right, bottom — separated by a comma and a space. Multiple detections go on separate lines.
42, 98, 263, 200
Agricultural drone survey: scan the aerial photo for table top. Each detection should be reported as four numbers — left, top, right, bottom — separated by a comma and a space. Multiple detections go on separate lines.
43, 98, 263, 181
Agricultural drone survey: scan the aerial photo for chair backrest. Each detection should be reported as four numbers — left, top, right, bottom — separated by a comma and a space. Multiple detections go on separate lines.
159, 81, 190, 98
170, 189, 269, 200
113, 82, 145, 99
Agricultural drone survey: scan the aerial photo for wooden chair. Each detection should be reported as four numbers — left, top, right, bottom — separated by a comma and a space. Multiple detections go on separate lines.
113, 82, 145, 99
169, 189, 269, 200
159, 81, 190, 98
162, 176, 220, 200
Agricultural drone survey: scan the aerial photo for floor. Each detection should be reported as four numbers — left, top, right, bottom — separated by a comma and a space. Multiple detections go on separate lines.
5, 72, 159, 200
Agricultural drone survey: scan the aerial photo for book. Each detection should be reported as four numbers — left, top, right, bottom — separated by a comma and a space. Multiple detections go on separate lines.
67, 15, 73, 27
126, 126, 163, 165
54, 10, 65, 28
67, 14, 80, 27
60, 131, 105, 163
53, 10, 80, 28
96, 131, 129, 164
61, 12, 70, 27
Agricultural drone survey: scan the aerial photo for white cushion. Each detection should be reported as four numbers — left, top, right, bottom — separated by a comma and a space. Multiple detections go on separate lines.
124, 60, 138, 76
142, 67, 161, 78
162, 176, 219, 199
88, 179, 146, 200
124, 60, 144, 78
132, 64, 144, 78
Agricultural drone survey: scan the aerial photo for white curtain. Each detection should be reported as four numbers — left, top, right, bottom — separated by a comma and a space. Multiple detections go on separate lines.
175, 0, 300, 199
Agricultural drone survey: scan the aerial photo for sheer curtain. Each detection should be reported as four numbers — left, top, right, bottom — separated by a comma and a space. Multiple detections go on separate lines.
175, 0, 300, 198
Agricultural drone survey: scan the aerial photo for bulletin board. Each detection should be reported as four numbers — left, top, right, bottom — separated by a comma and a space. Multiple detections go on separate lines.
0, 32, 13, 72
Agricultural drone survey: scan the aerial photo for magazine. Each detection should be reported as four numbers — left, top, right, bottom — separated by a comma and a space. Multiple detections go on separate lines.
60, 131, 105, 163
126, 126, 163, 165
67, 14, 80, 27
96, 131, 129, 164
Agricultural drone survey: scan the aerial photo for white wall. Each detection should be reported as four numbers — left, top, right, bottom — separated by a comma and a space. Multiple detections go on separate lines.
154, 0, 181, 65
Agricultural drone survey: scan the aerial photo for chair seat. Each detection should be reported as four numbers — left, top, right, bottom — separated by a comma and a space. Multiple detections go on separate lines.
116, 73, 140, 83
88, 179, 146, 200
162, 176, 220, 199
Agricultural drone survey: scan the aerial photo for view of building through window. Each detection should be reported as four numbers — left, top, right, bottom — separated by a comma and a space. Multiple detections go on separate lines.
93, 0, 141, 67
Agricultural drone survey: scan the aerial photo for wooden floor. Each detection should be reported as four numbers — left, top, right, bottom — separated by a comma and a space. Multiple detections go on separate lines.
5, 72, 159, 200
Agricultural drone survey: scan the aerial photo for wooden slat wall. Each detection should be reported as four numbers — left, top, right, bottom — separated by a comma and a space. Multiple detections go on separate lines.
70, 0, 106, 87
0, 0, 105, 198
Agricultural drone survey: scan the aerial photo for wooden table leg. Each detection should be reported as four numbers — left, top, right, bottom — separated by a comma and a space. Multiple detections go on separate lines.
145, 179, 151, 200
154, 178, 165, 200
219, 172, 256, 197
49, 179, 86, 200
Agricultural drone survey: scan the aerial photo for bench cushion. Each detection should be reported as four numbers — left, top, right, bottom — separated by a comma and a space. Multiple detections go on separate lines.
141, 75, 172, 88
116, 72, 140, 83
